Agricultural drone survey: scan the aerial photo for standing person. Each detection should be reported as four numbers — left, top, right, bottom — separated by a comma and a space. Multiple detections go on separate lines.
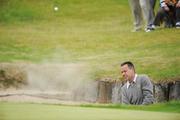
120, 61, 154, 105
153, 0, 180, 28
128, 0, 155, 32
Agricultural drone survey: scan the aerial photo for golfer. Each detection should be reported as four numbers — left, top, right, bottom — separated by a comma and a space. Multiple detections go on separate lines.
120, 61, 154, 105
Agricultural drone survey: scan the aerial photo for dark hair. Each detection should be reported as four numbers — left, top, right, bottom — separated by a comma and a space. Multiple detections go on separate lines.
121, 61, 135, 70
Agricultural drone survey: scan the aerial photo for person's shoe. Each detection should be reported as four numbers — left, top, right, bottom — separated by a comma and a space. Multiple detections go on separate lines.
145, 27, 154, 32
151, 24, 156, 29
145, 28, 151, 32
176, 22, 180, 29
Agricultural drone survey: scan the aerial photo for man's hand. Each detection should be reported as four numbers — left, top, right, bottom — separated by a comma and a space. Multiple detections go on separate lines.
176, 1, 180, 7
163, 6, 170, 11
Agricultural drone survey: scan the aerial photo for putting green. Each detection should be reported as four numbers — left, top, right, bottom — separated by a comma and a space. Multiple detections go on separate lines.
0, 102, 179, 120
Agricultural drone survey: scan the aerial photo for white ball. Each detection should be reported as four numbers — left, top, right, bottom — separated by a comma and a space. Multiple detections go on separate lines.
54, 7, 58, 11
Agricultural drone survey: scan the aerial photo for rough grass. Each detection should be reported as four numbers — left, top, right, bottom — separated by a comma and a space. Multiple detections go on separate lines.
0, 101, 180, 120
0, 0, 179, 81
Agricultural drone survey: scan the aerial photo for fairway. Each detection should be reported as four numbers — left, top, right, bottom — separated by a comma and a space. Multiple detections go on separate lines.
0, 102, 180, 120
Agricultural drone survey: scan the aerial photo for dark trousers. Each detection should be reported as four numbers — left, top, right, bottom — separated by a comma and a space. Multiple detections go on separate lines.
176, 7, 180, 23
150, 0, 156, 9
150, 0, 156, 16
154, 6, 180, 27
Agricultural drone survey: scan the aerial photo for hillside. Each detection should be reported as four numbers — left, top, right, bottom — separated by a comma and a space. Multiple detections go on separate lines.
0, 0, 179, 81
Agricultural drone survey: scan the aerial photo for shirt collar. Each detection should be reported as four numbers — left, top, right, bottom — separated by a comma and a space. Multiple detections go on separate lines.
127, 74, 137, 89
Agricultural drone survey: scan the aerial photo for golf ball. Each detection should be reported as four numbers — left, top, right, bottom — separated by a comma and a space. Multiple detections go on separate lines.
54, 7, 58, 11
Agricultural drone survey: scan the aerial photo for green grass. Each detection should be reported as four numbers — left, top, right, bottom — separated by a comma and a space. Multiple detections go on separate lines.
0, 0, 179, 81
0, 101, 180, 120
81, 101, 180, 113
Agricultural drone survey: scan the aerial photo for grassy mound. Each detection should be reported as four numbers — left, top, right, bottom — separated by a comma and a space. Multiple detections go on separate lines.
0, 0, 179, 81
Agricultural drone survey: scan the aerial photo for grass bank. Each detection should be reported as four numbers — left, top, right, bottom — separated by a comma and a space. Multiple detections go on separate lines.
81, 101, 180, 113
0, 0, 179, 81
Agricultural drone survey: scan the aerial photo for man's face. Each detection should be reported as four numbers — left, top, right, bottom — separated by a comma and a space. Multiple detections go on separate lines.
121, 64, 135, 81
